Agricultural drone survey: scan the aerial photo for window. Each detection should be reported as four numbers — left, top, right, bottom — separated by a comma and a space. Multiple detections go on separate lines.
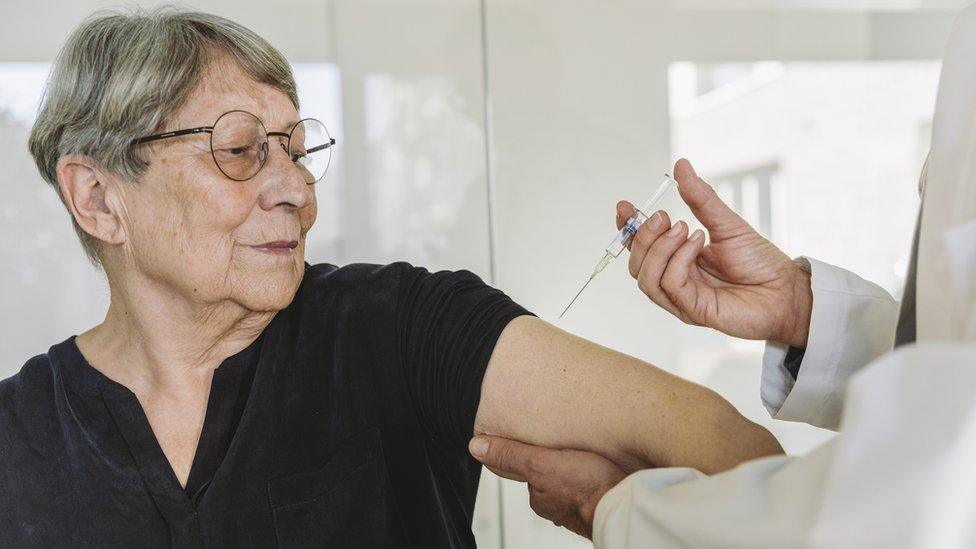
668, 60, 940, 453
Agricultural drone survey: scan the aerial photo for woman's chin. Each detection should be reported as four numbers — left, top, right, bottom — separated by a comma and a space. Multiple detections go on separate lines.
240, 288, 299, 312
232, 270, 304, 312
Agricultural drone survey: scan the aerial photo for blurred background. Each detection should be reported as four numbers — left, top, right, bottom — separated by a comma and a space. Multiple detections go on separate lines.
0, 0, 964, 546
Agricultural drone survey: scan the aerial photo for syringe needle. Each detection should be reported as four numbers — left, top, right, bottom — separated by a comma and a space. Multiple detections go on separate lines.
558, 175, 677, 319
559, 253, 614, 319
559, 273, 596, 319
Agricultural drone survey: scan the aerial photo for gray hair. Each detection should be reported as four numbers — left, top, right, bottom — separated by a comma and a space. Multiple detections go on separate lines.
28, 7, 299, 266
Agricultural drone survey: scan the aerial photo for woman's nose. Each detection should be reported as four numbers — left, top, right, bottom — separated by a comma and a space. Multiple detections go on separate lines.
257, 142, 313, 211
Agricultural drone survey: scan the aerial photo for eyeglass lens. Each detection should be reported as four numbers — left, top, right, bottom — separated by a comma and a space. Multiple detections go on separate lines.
210, 111, 333, 184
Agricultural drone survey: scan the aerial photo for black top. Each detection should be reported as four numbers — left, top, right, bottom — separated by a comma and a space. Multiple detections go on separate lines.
0, 262, 531, 548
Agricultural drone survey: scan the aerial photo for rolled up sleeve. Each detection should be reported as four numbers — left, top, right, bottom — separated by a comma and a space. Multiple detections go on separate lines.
761, 258, 899, 430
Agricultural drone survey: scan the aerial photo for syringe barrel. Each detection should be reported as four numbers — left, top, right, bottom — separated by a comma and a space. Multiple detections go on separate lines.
605, 175, 677, 257
606, 211, 648, 257
637, 176, 678, 216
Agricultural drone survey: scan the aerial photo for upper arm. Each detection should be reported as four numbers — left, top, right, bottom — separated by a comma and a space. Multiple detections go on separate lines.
474, 316, 782, 474
395, 264, 532, 452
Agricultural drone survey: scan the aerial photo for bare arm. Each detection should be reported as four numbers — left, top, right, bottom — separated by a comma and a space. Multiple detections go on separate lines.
473, 316, 782, 475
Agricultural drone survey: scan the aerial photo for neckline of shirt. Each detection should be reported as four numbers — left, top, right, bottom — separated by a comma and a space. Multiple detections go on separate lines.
51, 332, 267, 398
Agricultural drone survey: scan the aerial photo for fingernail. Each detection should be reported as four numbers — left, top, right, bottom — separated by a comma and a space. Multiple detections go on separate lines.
469, 437, 489, 459
690, 229, 704, 241
667, 222, 684, 237
649, 211, 664, 229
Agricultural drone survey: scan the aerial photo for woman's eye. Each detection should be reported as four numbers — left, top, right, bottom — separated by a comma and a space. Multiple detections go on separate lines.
216, 145, 251, 156
291, 152, 307, 163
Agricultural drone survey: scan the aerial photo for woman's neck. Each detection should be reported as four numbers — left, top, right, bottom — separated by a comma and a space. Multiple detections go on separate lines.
76, 272, 275, 395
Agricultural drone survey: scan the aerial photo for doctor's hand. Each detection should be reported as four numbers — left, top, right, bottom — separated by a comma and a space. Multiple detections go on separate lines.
468, 435, 627, 540
618, 158, 812, 348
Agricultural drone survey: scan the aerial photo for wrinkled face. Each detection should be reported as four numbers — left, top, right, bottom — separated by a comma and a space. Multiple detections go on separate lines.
119, 57, 317, 312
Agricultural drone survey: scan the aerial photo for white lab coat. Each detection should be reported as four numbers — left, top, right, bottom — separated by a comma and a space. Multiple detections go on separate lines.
593, 5, 976, 548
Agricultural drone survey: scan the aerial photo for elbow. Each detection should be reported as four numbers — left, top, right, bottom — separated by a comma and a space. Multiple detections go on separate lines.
698, 394, 784, 474
720, 419, 784, 472
652, 387, 784, 475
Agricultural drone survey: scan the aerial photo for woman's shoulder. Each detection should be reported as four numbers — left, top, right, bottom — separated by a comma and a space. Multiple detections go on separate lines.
300, 261, 487, 292
0, 350, 57, 401
0, 342, 81, 475
302, 261, 408, 284
300, 261, 501, 310
295, 261, 492, 308
286, 262, 410, 320
0, 348, 60, 436
296, 261, 427, 303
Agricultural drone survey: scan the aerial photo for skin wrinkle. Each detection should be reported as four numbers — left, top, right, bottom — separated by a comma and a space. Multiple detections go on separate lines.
66, 53, 317, 486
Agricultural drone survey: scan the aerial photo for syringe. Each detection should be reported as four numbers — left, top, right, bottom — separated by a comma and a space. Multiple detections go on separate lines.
558, 175, 679, 319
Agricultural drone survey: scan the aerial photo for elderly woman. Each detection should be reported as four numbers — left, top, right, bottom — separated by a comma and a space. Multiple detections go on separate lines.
0, 8, 782, 548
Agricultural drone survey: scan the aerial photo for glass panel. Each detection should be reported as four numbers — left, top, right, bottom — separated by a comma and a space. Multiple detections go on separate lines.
669, 60, 940, 453
0, 62, 109, 376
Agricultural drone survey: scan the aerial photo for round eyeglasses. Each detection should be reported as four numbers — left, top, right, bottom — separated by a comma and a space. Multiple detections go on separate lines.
130, 110, 336, 184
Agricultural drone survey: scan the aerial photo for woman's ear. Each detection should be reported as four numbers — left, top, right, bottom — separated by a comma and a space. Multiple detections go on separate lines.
56, 155, 127, 246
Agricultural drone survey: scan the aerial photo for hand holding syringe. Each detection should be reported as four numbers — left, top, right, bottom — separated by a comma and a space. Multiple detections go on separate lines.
560, 159, 814, 350
559, 175, 679, 318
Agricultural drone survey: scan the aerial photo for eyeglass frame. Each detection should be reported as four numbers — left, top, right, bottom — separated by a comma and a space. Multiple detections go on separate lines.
129, 109, 336, 184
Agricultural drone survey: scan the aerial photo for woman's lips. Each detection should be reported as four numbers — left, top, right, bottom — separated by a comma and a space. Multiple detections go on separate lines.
249, 240, 299, 255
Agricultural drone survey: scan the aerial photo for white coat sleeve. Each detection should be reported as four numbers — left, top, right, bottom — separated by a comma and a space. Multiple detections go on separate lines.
593, 343, 976, 549
760, 257, 900, 430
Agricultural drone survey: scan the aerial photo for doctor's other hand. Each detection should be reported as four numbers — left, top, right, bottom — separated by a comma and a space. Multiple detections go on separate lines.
468, 435, 626, 540
617, 158, 812, 349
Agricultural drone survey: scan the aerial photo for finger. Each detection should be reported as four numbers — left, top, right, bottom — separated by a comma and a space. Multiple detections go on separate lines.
615, 201, 637, 230
660, 229, 707, 322
673, 158, 749, 238
627, 210, 670, 276
484, 465, 527, 483
635, 221, 689, 318
469, 436, 545, 483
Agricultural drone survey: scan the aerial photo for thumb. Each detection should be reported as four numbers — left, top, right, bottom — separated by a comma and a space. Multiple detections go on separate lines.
616, 200, 637, 230
673, 158, 749, 237
469, 436, 545, 483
